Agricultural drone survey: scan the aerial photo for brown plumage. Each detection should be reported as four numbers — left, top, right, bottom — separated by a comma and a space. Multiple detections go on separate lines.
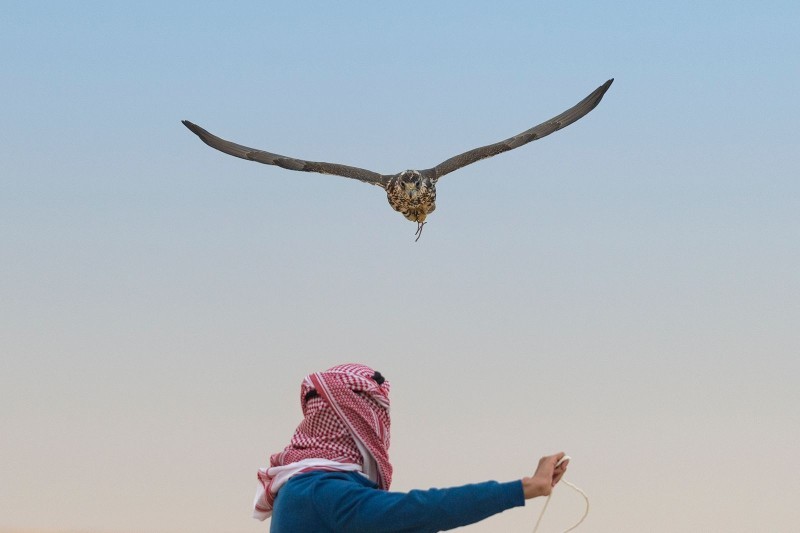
182, 79, 613, 239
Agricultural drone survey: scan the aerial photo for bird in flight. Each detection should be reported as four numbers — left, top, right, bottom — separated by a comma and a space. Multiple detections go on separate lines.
183, 78, 613, 240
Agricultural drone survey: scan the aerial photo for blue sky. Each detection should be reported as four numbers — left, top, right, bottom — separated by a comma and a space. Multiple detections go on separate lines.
1, 2, 798, 532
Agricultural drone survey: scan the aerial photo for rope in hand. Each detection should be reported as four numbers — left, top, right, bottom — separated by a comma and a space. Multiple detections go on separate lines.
532, 456, 590, 533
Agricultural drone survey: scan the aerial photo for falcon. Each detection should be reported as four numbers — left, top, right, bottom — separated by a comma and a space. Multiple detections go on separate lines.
183, 78, 612, 240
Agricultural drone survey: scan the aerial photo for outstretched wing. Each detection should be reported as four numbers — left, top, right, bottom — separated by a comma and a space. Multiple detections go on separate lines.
182, 120, 390, 188
423, 79, 613, 180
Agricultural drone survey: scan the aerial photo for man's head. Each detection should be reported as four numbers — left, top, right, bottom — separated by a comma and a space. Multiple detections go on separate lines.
272, 363, 393, 489
301, 363, 389, 413
254, 364, 392, 519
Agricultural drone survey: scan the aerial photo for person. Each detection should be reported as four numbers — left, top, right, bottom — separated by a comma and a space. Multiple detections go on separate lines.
253, 363, 569, 532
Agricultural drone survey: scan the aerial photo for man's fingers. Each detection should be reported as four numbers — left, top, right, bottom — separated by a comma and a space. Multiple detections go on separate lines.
534, 452, 567, 479
551, 456, 568, 486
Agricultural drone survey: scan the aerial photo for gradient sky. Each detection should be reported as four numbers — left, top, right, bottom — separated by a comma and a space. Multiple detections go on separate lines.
2, 2, 798, 532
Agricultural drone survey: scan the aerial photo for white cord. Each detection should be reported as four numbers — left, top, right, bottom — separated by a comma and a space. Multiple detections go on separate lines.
532, 457, 589, 533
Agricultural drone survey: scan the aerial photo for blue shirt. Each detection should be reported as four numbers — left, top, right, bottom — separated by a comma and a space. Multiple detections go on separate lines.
269, 470, 525, 532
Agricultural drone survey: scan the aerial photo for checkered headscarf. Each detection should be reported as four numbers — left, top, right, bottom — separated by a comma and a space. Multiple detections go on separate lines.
253, 363, 391, 518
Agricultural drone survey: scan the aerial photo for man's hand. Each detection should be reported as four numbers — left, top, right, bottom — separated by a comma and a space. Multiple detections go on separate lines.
522, 452, 569, 499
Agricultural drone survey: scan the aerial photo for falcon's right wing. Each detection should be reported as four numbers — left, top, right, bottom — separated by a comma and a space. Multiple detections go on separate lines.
182, 120, 390, 188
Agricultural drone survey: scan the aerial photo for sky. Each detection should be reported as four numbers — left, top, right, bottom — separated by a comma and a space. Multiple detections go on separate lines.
1, 1, 798, 532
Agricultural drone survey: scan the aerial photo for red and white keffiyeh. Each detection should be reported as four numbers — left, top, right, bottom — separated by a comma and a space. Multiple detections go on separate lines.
253, 363, 392, 520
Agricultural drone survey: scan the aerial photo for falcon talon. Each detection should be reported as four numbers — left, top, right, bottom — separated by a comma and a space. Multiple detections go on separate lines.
182, 79, 613, 233
414, 221, 426, 242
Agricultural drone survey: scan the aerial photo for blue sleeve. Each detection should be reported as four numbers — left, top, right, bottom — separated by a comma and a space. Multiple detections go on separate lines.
311, 475, 525, 532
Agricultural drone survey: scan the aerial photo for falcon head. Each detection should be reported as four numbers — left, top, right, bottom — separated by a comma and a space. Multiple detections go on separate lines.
399, 169, 424, 193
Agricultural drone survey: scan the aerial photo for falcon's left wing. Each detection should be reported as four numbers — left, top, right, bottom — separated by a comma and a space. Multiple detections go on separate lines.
422, 79, 613, 181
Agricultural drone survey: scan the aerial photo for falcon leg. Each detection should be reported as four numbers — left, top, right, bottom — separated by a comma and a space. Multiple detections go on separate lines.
414, 221, 427, 242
